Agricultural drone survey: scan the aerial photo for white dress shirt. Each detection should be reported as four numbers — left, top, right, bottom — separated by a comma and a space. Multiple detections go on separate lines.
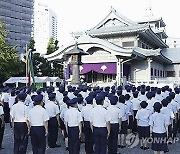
10, 101, 28, 122
8, 96, 16, 110
28, 105, 49, 126
106, 105, 122, 124
64, 107, 82, 127
161, 107, 175, 125
45, 101, 60, 118
136, 108, 151, 126
81, 104, 93, 121
149, 112, 168, 133
90, 105, 110, 127
131, 98, 141, 110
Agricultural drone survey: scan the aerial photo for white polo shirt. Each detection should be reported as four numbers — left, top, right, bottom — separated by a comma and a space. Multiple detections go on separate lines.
10, 101, 28, 122
45, 101, 60, 118
131, 98, 141, 110
161, 107, 175, 125
28, 105, 49, 126
149, 112, 168, 133
81, 104, 93, 121
90, 105, 110, 127
64, 107, 82, 127
106, 105, 122, 124
135, 108, 151, 126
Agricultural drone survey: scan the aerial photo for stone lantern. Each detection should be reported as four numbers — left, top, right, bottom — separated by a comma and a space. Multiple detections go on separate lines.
65, 43, 88, 85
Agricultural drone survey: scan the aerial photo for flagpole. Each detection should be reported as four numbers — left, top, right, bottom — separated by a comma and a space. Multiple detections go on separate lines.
26, 44, 28, 86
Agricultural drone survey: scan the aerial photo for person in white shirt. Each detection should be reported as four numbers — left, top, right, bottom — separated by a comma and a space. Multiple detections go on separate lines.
117, 95, 128, 148
136, 101, 151, 150
149, 102, 168, 154
64, 98, 82, 154
125, 94, 133, 132
10, 92, 29, 154
138, 89, 148, 102
59, 96, 69, 151
90, 94, 110, 154
131, 91, 141, 133
107, 95, 122, 154
28, 94, 49, 154
56, 86, 65, 106
161, 98, 175, 141
1, 87, 10, 123
0, 103, 4, 150
8, 90, 16, 111
81, 95, 94, 154
45, 93, 60, 148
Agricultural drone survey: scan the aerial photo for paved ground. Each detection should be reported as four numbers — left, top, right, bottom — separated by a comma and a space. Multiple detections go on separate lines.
1, 124, 180, 154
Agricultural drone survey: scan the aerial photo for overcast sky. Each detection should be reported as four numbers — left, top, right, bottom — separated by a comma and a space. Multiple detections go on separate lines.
37, 0, 180, 45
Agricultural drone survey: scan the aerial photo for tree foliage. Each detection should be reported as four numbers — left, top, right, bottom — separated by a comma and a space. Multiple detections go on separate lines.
0, 22, 25, 85
47, 37, 59, 55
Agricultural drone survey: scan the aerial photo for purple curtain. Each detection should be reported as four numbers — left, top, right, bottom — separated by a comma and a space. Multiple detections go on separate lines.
70, 63, 117, 74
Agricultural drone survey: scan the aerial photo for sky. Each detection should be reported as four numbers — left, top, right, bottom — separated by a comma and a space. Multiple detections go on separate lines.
37, 0, 180, 45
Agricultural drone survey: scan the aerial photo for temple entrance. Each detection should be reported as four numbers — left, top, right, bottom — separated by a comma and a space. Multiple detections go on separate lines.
84, 71, 116, 83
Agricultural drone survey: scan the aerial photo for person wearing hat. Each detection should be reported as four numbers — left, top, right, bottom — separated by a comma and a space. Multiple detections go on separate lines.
149, 102, 168, 154
64, 98, 83, 154
89, 94, 110, 154
0, 101, 4, 150
10, 92, 29, 154
28, 95, 49, 154
81, 95, 94, 154
135, 101, 151, 150
161, 99, 175, 141
45, 93, 60, 148
107, 95, 122, 154
138, 89, 148, 102
117, 95, 128, 148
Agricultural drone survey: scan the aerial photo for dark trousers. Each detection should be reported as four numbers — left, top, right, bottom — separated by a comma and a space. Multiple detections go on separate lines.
0, 118, 5, 148
84, 121, 94, 153
48, 117, 58, 147
68, 126, 80, 154
30, 126, 46, 154
14, 122, 28, 154
108, 123, 119, 154
132, 110, 138, 133
93, 127, 107, 154
3, 102, 10, 123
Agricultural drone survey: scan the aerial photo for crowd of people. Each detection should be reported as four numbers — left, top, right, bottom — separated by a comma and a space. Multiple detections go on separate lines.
0, 84, 180, 154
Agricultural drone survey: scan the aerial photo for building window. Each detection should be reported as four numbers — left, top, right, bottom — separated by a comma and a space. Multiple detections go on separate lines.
154, 69, 157, 76
151, 68, 153, 76
160, 70, 162, 77
166, 71, 175, 77
122, 41, 134, 47
157, 70, 159, 77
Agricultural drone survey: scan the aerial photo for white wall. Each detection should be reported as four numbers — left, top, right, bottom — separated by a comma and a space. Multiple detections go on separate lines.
130, 60, 148, 81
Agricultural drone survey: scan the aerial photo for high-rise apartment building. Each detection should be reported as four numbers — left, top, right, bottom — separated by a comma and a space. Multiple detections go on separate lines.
34, 2, 58, 55
0, 0, 34, 55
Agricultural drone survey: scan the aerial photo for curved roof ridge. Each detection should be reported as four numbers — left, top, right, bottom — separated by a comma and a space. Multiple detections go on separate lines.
90, 7, 137, 30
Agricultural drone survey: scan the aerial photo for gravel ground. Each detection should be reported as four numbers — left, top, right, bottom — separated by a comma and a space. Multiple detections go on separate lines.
1, 124, 180, 154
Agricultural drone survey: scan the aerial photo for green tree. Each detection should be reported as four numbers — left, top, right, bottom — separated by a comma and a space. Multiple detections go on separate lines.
0, 22, 25, 85
46, 38, 59, 55
28, 37, 36, 51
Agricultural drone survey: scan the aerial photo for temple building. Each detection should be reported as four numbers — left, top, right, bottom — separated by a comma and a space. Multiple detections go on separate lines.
45, 8, 180, 87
